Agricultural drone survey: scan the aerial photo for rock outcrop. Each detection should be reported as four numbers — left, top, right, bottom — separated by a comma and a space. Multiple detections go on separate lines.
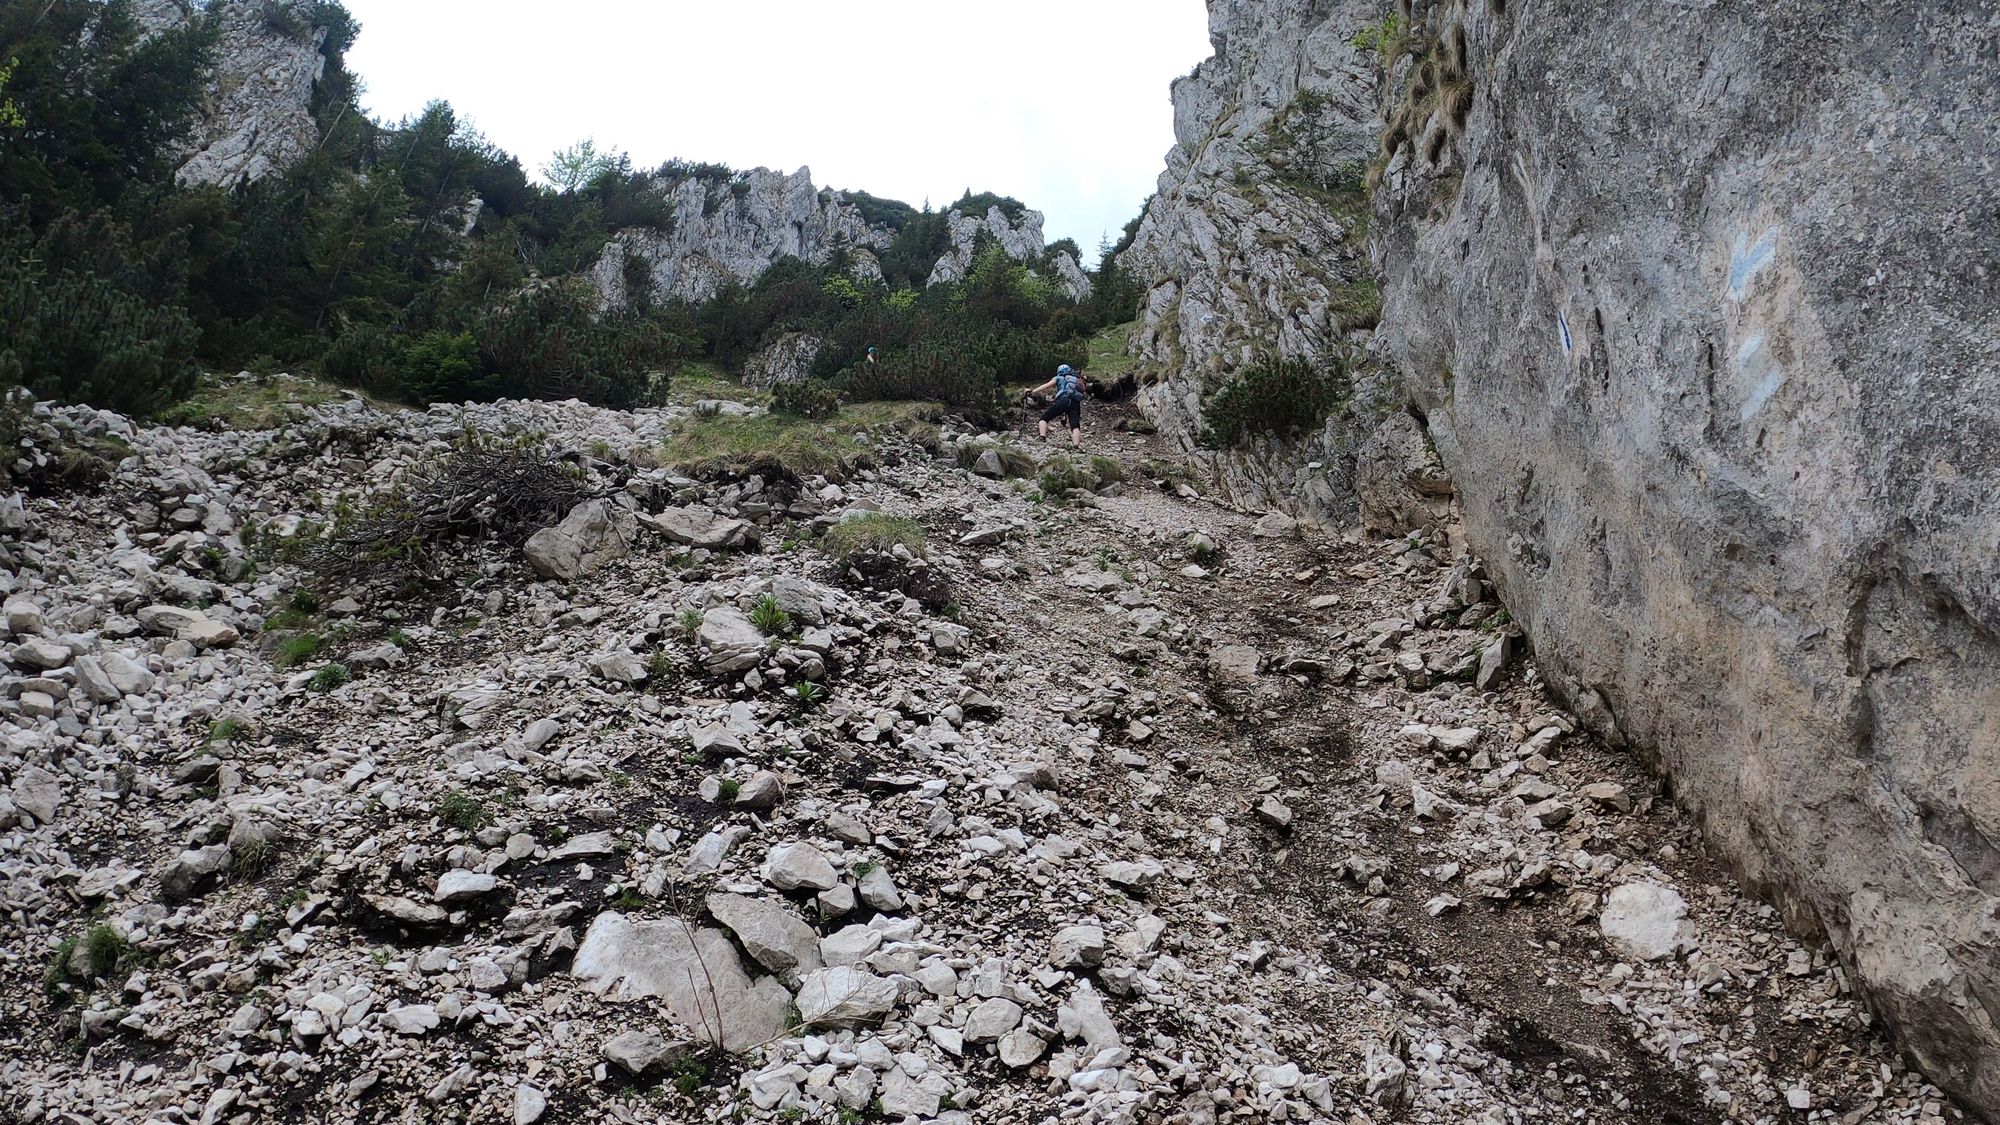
135, 0, 330, 189
927, 205, 1093, 302
1371, 2, 2000, 1113
588, 168, 893, 307
589, 173, 1090, 309
1120, 0, 1398, 523
1131, 0, 2000, 1114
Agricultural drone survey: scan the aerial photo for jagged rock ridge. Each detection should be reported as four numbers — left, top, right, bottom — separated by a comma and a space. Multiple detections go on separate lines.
134, 0, 330, 189
589, 174, 1093, 310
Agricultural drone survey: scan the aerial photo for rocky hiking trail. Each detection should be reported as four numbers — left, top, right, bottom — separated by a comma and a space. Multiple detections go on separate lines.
0, 389, 1966, 1125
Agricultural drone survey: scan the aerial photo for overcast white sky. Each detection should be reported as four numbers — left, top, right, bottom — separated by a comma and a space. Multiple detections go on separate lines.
340, 1, 1213, 262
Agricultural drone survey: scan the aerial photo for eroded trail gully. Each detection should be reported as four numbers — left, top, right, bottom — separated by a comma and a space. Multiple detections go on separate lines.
0, 394, 1959, 1125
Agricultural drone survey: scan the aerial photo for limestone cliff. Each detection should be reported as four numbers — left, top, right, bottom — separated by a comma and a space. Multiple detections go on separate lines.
1121, 0, 1422, 526
1373, 2, 2000, 1114
590, 177, 1091, 309
135, 0, 331, 189
587, 168, 893, 307
1133, 0, 2000, 1116
927, 205, 1093, 302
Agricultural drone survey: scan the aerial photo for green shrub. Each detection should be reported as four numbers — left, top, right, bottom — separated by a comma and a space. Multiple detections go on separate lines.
0, 237, 200, 416
437, 791, 488, 832
1198, 356, 1353, 449
771, 379, 841, 419
308, 663, 350, 692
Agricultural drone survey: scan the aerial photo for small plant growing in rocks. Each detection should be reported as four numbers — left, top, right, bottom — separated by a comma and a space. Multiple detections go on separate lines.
438, 792, 488, 832
749, 595, 793, 636
715, 778, 742, 803
677, 609, 705, 640
232, 838, 275, 880
307, 663, 350, 692
274, 633, 324, 668
207, 717, 248, 745
668, 1055, 709, 1096
791, 681, 825, 711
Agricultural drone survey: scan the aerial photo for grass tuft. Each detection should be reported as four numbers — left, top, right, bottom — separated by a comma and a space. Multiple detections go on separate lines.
820, 514, 926, 564
307, 663, 350, 692
274, 632, 324, 669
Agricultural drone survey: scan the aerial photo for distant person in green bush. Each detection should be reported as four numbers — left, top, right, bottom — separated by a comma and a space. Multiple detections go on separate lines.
1033, 364, 1087, 447
866, 346, 879, 365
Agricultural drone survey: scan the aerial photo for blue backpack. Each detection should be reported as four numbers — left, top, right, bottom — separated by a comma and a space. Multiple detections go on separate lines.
1055, 372, 1081, 399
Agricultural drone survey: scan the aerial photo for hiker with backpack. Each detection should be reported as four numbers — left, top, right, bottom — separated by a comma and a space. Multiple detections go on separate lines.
1033, 364, 1087, 447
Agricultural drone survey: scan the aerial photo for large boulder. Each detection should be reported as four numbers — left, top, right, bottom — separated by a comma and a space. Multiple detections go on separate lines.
523, 500, 637, 581
571, 912, 792, 1053
640, 507, 759, 552
705, 893, 823, 981
696, 607, 765, 674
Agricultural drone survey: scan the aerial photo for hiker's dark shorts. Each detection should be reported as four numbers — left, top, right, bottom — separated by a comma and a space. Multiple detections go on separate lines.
1042, 394, 1082, 430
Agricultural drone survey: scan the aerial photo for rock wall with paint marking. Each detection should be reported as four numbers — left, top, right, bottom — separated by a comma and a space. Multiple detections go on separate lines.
1369, 0, 2000, 1114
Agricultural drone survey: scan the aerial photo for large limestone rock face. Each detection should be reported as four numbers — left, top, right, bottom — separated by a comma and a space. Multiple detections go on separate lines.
1120, 0, 1400, 523
135, 0, 329, 188
590, 175, 1086, 310
926, 206, 1092, 302
1369, 1, 2000, 1113
589, 168, 893, 306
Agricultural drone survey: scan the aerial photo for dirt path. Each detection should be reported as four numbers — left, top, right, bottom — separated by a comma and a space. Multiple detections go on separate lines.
895, 397, 1927, 1123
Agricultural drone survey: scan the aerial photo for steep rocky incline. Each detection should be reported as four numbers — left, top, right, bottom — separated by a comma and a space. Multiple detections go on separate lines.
135, 0, 331, 189
0, 387, 1961, 1123
1127, 0, 2000, 1118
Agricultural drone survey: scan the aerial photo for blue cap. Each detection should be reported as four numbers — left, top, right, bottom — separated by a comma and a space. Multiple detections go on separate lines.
1057, 365, 1074, 375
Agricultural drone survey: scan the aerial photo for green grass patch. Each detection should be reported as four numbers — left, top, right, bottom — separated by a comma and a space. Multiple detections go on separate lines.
155, 373, 398, 432
274, 633, 324, 669
1080, 320, 1141, 384
662, 400, 940, 479
668, 362, 768, 407
820, 514, 926, 564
